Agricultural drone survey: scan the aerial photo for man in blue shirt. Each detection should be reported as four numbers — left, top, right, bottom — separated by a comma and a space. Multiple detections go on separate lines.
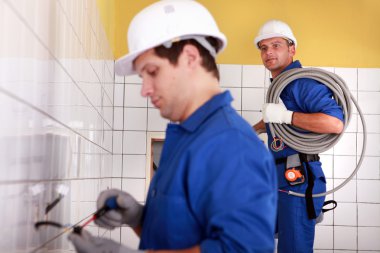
253, 20, 344, 253
69, 1, 277, 253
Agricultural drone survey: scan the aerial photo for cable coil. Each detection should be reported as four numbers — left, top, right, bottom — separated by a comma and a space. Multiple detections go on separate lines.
267, 68, 367, 197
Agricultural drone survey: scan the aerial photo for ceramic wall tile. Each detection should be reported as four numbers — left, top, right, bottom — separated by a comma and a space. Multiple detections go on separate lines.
219, 64, 242, 88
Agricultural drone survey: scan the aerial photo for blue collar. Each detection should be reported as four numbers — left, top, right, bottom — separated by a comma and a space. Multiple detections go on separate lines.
178, 91, 233, 133
283, 60, 302, 72
270, 60, 302, 82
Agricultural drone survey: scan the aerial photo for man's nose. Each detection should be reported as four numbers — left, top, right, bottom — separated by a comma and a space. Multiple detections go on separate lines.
266, 47, 274, 55
141, 79, 153, 97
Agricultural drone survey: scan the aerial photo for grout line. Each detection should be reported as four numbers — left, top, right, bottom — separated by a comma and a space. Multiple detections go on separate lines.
0, 85, 111, 154
120, 77, 126, 189
0, 176, 146, 186
355, 67, 359, 252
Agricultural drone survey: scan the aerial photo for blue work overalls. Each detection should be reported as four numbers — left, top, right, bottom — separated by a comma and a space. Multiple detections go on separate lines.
267, 61, 344, 252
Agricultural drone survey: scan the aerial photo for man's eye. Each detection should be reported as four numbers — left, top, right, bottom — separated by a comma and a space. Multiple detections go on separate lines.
147, 69, 157, 76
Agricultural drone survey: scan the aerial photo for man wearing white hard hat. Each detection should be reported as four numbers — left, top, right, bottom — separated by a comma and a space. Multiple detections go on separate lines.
253, 20, 344, 252
69, 1, 277, 253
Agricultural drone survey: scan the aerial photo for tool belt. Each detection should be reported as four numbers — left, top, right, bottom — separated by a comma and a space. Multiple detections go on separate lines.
276, 153, 321, 220
275, 153, 320, 165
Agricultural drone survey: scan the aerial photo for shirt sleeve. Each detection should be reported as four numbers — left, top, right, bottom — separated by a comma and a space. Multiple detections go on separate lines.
186, 130, 277, 253
282, 78, 344, 122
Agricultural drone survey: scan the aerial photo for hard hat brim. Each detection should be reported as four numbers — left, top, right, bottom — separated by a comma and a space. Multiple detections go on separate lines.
115, 50, 144, 76
115, 33, 227, 76
254, 32, 297, 49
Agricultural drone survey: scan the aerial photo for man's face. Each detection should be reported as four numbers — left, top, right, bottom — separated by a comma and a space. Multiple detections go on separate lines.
134, 48, 191, 122
258, 37, 295, 78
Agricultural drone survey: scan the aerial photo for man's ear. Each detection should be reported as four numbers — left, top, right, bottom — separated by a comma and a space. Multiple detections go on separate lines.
289, 44, 296, 56
181, 44, 201, 68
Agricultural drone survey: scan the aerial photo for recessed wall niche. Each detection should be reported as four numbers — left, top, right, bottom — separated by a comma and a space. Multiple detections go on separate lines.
145, 132, 165, 194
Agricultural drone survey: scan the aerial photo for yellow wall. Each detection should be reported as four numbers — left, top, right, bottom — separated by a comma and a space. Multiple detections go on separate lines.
96, 0, 117, 57
97, 0, 380, 68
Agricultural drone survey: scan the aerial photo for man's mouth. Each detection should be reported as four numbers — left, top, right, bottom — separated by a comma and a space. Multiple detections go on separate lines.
266, 58, 276, 63
151, 97, 161, 108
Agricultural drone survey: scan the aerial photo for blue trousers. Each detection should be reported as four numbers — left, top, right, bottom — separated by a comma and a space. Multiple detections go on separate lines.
276, 163, 326, 253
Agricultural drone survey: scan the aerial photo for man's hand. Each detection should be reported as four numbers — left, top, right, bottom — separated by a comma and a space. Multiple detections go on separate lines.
262, 103, 293, 124
95, 189, 143, 229
68, 229, 145, 253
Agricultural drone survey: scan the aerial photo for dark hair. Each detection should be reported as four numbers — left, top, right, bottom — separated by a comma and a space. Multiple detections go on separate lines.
154, 37, 220, 80
285, 38, 295, 47
258, 37, 295, 49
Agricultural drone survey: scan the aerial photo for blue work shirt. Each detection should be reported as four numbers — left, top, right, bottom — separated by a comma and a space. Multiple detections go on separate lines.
139, 91, 277, 253
266, 60, 344, 187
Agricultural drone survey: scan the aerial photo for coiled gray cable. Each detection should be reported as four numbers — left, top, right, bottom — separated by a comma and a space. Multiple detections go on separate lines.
267, 68, 367, 197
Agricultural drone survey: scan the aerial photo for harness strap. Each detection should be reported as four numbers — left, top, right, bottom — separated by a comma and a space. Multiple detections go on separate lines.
321, 200, 337, 213
299, 153, 317, 219
275, 157, 287, 165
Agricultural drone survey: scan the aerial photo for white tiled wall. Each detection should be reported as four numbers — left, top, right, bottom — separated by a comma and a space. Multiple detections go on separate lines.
0, 0, 115, 252
123, 64, 380, 253
118, 65, 380, 252
119, 64, 380, 251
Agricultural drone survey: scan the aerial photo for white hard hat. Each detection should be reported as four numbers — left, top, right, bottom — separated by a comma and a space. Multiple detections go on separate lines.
254, 20, 297, 49
115, 0, 227, 76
